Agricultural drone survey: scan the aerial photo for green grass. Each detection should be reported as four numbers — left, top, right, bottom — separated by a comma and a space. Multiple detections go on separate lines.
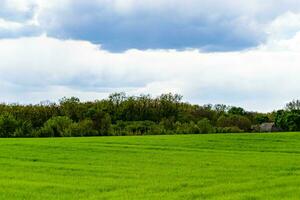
1, 133, 300, 199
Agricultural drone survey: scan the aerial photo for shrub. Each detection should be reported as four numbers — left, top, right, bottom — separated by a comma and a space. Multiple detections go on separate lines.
286, 112, 300, 131
111, 121, 164, 136
66, 119, 98, 137
175, 121, 199, 134
159, 117, 175, 130
0, 113, 19, 137
111, 121, 127, 136
38, 116, 73, 137
13, 121, 33, 137
197, 118, 214, 134
124, 121, 157, 135
216, 126, 243, 133
217, 115, 251, 131
85, 108, 111, 136
275, 110, 300, 131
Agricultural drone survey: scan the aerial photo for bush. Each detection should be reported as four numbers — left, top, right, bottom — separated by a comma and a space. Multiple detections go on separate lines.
85, 108, 111, 136
111, 121, 127, 136
175, 121, 199, 134
217, 115, 251, 131
13, 121, 33, 137
159, 117, 175, 130
275, 110, 300, 131
0, 113, 19, 137
111, 121, 164, 136
216, 126, 243, 133
38, 116, 73, 137
66, 119, 98, 137
124, 121, 158, 135
197, 118, 214, 134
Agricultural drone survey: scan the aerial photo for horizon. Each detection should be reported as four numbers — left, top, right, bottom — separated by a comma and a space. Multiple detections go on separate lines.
0, 92, 290, 113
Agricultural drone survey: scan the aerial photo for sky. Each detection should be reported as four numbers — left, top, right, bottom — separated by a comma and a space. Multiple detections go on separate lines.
1, 0, 300, 112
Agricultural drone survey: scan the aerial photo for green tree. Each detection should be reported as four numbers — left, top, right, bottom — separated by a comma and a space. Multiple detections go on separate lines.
286, 100, 300, 111
85, 108, 111, 136
197, 118, 214, 134
217, 115, 251, 131
14, 121, 33, 137
38, 116, 73, 137
60, 97, 83, 121
67, 119, 98, 137
0, 113, 19, 137
228, 106, 246, 116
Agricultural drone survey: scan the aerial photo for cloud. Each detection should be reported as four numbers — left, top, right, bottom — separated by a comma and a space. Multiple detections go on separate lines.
1, 30, 300, 111
267, 12, 300, 40
0, 18, 23, 30
2, 0, 300, 51
0, 0, 41, 38
35, 0, 265, 51
1, 1, 300, 112
0, 0, 36, 22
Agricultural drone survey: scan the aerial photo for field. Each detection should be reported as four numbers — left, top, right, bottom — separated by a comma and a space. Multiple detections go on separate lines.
1, 133, 300, 199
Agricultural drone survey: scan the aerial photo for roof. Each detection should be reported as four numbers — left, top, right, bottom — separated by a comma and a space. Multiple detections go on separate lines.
260, 122, 275, 132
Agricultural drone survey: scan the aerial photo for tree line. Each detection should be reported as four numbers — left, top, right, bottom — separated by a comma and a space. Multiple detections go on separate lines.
0, 93, 297, 137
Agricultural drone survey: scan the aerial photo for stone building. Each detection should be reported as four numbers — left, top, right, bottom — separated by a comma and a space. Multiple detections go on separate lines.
259, 122, 279, 132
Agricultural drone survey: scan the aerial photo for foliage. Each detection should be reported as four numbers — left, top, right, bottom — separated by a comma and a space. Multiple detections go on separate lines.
67, 119, 98, 137
85, 107, 111, 135
37, 116, 74, 137
0, 94, 298, 137
216, 126, 244, 133
0, 113, 19, 137
14, 121, 33, 137
275, 110, 300, 131
197, 118, 214, 134
286, 100, 300, 111
228, 106, 246, 116
254, 114, 270, 124
217, 115, 251, 131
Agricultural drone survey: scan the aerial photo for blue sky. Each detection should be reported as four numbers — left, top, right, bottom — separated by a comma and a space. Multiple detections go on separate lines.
1, 0, 300, 111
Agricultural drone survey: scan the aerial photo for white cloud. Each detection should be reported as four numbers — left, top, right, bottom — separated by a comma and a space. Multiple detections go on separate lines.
0, 18, 23, 30
3, 0, 34, 12
267, 12, 300, 40
1, 2, 300, 111
0, 31, 300, 111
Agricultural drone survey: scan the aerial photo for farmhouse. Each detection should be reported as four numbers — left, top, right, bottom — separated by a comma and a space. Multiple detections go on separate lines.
259, 122, 278, 132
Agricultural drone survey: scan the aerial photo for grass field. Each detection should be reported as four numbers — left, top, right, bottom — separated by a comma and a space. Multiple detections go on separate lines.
1, 133, 300, 199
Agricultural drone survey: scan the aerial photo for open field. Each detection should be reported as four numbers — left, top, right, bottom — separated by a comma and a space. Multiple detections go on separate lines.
1, 133, 300, 199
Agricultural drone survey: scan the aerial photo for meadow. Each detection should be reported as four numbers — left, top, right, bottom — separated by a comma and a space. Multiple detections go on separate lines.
1, 132, 300, 199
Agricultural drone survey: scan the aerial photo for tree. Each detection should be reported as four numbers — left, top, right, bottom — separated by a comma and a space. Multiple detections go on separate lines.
0, 113, 19, 137
286, 112, 300, 131
85, 108, 111, 135
228, 107, 246, 116
159, 117, 175, 130
67, 119, 98, 137
286, 100, 300, 111
59, 97, 82, 121
109, 92, 127, 106
197, 118, 214, 134
214, 104, 227, 113
275, 110, 300, 131
158, 93, 183, 119
217, 115, 251, 131
0, 93, 293, 138
14, 121, 33, 137
38, 116, 73, 137
255, 114, 269, 124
